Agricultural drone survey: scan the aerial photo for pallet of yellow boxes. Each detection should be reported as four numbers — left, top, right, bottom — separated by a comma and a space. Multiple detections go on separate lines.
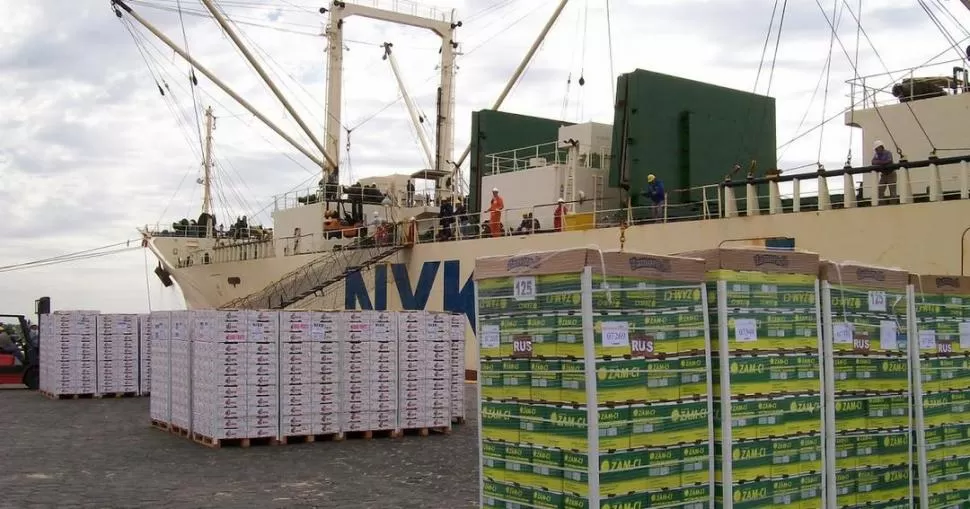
475, 248, 716, 509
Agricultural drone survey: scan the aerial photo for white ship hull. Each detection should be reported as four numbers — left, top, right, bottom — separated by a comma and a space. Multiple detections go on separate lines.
151, 196, 970, 378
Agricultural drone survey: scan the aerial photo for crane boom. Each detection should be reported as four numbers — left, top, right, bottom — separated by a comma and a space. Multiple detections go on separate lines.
383, 43, 435, 169
110, 0, 330, 171
453, 0, 570, 171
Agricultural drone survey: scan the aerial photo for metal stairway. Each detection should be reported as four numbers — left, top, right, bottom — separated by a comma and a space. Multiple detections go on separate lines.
221, 237, 406, 310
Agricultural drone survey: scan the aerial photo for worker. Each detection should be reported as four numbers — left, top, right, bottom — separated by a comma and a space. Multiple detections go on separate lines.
404, 217, 417, 246
487, 187, 504, 238
406, 179, 415, 207
872, 140, 896, 205
642, 174, 666, 221
516, 212, 540, 234
0, 331, 23, 364
553, 198, 568, 232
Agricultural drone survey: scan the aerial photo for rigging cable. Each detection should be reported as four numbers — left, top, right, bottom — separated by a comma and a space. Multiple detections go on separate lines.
836, 0, 934, 157
846, 0, 862, 166
605, 0, 616, 102
143, 248, 153, 312
779, 34, 970, 152
817, 0, 839, 166
753, 0, 781, 94
918, 0, 968, 65
175, 0, 206, 158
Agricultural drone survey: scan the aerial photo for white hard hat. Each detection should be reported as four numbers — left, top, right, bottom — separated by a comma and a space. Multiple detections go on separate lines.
373, 211, 379, 216
492, 187, 499, 192
873, 140, 884, 149
557, 198, 564, 202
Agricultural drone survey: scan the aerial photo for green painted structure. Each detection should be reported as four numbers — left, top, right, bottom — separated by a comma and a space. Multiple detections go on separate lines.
468, 110, 572, 212
609, 69, 777, 213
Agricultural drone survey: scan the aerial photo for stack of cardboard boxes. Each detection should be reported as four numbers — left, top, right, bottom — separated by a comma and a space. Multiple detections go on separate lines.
399, 311, 452, 429
190, 310, 245, 439
95, 314, 140, 395
169, 311, 192, 431
138, 314, 151, 395
148, 311, 171, 423
905, 274, 970, 507
308, 311, 341, 436
449, 313, 466, 422
40, 310, 98, 396
682, 248, 826, 508
820, 262, 913, 507
279, 311, 312, 438
475, 249, 716, 508
244, 310, 281, 439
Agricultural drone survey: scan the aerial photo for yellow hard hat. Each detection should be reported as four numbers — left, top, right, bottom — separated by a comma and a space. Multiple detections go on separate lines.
647, 174, 656, 183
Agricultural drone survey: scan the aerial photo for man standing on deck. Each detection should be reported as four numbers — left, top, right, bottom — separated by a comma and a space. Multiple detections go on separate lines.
553, 198, 568, 232
642, 174, 666, 221
487, 188, 504, 238
872, 140, 897, 205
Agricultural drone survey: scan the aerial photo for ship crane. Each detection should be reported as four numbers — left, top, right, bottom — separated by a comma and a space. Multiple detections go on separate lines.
382, 42, 435, 171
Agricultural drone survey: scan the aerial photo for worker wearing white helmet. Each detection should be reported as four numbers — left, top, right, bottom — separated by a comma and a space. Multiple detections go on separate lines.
487, 187, 504, 238
871, 139, 896, 204
554, 197, 568, 232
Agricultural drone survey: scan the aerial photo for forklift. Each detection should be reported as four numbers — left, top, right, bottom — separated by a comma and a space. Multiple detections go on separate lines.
0, 297, 49, 390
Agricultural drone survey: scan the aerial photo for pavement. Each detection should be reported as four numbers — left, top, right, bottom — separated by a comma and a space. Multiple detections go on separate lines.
0, 389, 479, 509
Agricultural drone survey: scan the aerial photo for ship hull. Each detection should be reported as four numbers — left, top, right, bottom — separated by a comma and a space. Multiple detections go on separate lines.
158, 199, 970, 378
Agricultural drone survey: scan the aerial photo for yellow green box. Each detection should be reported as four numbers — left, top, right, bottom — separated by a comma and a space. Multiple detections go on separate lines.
630, 400, 709, 448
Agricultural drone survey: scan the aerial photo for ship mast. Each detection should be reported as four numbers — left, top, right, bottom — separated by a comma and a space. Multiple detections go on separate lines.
201, 106, 215, 238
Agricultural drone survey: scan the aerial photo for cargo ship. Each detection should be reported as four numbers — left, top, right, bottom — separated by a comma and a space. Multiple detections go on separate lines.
114, 0, 970, 378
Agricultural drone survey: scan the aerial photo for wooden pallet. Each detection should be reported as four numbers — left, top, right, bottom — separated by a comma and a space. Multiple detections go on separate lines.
399, 426, 452, 437
169, 424, 191, 438
96, 391, 139, 399
150, 419, 170, 432
277, 432, 344, 445
343, 429, 399, 440
191, 432, 279, 448
40, 391, 95, 400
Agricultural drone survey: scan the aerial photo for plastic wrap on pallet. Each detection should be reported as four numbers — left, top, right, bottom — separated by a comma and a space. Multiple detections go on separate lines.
680, 248, 826, 509
39, 310, 99, 396
820, 261, 914, 508
475, 249, 716, 508
909, 274, 970, 508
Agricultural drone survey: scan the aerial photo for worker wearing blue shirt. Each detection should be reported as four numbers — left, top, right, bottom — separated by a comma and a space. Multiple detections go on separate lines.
642, 174, 666, 221
872, 140, 896, 204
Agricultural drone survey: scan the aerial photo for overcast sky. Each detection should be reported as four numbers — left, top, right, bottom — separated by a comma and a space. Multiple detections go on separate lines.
0, 0, 967, 318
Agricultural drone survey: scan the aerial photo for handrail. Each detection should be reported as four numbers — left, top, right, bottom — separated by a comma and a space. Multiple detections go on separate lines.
720, 155, 970, 189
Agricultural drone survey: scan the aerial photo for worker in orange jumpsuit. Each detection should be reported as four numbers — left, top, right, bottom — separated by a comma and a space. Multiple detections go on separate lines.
553, 197, 568, 232
487, 187, 504, 237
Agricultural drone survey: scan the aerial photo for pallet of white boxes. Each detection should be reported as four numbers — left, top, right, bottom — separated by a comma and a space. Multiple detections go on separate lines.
39, 311, 152, 399
149, 309, 467, 447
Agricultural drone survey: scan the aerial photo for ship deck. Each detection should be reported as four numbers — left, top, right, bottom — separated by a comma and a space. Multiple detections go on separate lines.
1, 388, 478, 508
